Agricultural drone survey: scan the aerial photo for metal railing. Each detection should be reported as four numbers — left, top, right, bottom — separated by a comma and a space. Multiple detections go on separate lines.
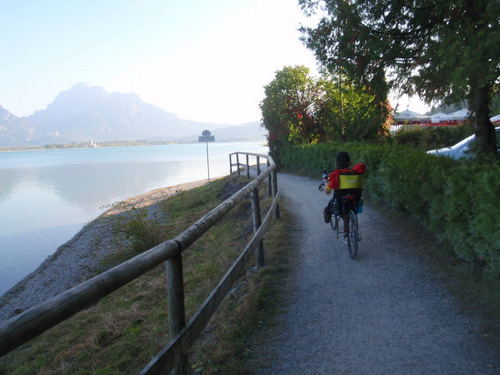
0, 152, 280, 375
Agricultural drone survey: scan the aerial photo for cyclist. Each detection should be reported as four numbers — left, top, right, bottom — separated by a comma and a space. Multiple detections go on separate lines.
322, 151, 366, 223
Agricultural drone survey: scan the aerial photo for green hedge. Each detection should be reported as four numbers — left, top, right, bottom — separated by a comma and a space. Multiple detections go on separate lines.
280, 142, 500, 279
391, 124, 474, 150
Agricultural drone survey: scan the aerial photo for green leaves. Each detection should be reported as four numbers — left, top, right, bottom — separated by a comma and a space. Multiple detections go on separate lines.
113, 207, 164, 254
260, 66, 390, 161
260, 65, 317, 146
300, 0, 500, 156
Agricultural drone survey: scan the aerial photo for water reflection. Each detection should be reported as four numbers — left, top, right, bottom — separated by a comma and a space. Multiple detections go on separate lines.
0, 142, 268, 295
0, 159, 232, 214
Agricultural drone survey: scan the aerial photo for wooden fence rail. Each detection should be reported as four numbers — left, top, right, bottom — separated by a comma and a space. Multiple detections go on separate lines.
0, 152, 279, 375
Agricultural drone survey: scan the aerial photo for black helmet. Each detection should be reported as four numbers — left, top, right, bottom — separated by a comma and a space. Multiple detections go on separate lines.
336, 151, 351, 169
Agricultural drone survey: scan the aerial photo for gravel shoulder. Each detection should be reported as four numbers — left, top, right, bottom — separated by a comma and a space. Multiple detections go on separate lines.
0, 180, 207, 322
250, 173, 499, 374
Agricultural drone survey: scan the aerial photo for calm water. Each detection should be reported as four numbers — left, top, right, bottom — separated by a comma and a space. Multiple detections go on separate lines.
0, 142, 268, 296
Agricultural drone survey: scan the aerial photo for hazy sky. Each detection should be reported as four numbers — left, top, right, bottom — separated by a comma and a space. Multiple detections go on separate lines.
1, 0, 429, 124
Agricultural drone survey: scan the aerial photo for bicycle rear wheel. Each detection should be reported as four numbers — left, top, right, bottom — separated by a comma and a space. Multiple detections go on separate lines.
330, 214, 337, 230
347, 210, 359, 259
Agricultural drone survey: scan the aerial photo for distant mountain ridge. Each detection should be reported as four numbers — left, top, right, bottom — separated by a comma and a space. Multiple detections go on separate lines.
0, 83, 266, 147
0, 106, 51, 146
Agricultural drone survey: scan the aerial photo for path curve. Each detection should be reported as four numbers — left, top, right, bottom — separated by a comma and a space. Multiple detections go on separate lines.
251, 172, 498, 374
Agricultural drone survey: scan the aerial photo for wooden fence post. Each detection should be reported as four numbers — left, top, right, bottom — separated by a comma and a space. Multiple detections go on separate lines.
229, 154, 232, 175
236, 154, 240, 176
250, 188, 265, 267
246, 154, 250, 179
166, 254, 188, 375
256, 156, 261, 176
266, 159, 272, 198
272, 169, 280, 219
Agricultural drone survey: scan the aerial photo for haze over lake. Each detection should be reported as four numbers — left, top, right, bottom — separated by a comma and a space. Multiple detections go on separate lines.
0, 141, 268, 296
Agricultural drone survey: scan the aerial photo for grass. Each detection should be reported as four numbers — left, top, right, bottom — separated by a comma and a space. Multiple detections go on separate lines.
0, 174, 295, 374
189, 201, 297, 374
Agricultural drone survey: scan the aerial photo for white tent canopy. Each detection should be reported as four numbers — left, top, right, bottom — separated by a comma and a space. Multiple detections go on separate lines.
392, 109, 431, 122
448, 109, 471, 121
431, 112, 451, 123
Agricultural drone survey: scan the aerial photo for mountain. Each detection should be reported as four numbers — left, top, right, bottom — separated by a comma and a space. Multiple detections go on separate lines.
212, 122, 266, 142
27, 82, 219, 143
176, 121, 266, 143
0, 83, 267, 147
0, 106, 53, 147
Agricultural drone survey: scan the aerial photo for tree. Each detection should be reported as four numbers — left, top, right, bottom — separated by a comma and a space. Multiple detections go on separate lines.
316, 73, 391, 141
260, 65, 321, 160
260, 66, 390, 159
300, 0, 500, 156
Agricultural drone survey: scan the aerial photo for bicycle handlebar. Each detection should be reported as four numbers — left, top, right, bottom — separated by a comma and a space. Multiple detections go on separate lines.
319, 169, 331, 191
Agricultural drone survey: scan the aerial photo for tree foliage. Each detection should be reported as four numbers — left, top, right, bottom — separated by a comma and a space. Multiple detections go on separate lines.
316, 74, 391, 141
260, 66, 388, 161
299, 0, 500, 155
260, 65, 319, 153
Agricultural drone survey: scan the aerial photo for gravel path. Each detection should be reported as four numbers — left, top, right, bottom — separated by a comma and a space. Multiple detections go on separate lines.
251, 173, 499, 374
0, 180, 207, 322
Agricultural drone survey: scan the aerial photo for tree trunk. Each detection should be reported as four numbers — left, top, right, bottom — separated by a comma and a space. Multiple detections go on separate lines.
471, 84, 498, 157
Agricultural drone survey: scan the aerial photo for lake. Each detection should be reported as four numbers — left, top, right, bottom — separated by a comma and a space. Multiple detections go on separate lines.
0, 141, 268, 296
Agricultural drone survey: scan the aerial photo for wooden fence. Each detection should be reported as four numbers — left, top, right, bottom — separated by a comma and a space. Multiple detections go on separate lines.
0, 152, 280, 374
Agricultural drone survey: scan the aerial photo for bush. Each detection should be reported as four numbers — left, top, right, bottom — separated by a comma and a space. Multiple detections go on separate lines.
113, 207, 164, 254
280, 142, 500, 279
391, 123, 474, 150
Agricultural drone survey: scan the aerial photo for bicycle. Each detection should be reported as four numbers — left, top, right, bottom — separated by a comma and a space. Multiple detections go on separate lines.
320, 169, 363, 259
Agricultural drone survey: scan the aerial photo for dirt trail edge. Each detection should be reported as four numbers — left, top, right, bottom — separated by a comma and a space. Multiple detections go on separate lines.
250, 173, 498, 375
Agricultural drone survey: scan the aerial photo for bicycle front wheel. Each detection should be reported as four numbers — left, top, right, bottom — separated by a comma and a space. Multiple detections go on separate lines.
348, 210, 359, 259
